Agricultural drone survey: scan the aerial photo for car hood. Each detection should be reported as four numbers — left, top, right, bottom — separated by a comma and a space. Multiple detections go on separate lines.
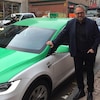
0, 20, 10, 25
0, 47, 41, 83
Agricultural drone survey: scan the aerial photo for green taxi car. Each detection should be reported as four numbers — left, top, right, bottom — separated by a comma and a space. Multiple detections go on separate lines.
0, 18, 74, 100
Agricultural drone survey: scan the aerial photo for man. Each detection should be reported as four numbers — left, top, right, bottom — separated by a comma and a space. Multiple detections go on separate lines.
46, 5, 100, 100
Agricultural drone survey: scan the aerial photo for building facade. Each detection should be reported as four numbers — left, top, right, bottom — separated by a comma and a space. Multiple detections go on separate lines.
0, 0, 28, 19
96, 0, 100, 7
29, 0, 90, 17
0, 0, 99, 19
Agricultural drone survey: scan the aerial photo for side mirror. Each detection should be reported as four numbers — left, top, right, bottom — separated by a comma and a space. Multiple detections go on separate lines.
55, 45, 69, 53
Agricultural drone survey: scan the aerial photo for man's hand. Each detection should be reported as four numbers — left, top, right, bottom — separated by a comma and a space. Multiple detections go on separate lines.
46, 41, 54, 48
87, 49, 94, 54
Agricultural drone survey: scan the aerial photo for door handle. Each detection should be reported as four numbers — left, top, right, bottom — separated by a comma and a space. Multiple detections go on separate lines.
47, 62, 52, 68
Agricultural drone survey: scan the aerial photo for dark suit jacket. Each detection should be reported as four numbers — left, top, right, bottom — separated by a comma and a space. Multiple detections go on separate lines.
52, 17, 100, 57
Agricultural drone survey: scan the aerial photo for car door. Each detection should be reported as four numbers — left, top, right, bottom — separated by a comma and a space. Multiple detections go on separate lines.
51, 52, 74, 87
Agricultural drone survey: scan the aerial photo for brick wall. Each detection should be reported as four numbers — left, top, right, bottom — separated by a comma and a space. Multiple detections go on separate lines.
29, 0, 90, 17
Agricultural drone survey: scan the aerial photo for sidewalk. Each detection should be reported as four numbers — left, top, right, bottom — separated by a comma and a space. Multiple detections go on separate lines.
66, 69, 100, 100
66, 46, 100, 100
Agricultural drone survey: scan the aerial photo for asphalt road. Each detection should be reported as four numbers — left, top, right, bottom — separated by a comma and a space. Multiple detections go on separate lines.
50, 74, 76, 100
50, 46, 100, 100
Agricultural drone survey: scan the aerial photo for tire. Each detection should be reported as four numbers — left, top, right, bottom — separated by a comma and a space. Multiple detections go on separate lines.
22, 80, 51, 100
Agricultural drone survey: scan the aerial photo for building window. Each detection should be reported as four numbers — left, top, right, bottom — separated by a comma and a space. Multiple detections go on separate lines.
0, 1, 3, 20
4, 1, 21, 18
0, 1, 21, 19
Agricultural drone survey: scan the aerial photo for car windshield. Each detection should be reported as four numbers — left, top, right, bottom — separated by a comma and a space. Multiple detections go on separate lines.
15, 15, 21, 20
0, 25, 56, 53
86, 9, 100, 17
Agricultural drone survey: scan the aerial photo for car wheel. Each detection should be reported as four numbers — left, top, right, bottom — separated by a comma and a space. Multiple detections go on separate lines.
22, 80, 51, 100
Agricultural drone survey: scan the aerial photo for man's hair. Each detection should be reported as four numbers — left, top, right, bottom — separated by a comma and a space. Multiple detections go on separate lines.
74, 5, 86, 13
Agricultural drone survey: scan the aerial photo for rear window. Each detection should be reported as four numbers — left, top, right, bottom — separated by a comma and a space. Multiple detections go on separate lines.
21, 14, 34, 20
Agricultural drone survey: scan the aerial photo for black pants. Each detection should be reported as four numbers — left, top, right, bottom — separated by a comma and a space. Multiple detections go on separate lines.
73, 51, 96, 92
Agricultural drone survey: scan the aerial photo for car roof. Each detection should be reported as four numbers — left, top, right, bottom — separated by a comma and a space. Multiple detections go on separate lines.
13, 17, 71, 30
12, 13, 35, 15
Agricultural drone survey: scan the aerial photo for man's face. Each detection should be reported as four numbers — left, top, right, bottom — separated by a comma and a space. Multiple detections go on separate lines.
74, 7, 85, 22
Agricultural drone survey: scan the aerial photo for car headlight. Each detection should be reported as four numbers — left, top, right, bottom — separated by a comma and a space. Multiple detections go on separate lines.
0, 82, 11, 92
0, 80, 20, 95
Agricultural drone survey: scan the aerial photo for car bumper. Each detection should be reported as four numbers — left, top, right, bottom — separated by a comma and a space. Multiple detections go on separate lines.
0, 79, 30, 100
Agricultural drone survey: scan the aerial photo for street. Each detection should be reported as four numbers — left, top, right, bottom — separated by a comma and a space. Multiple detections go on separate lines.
51, 74, 76, 100
50, 46, 100, 100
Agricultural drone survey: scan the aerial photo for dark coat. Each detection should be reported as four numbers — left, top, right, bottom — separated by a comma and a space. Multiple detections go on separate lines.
52, 18, 100, 57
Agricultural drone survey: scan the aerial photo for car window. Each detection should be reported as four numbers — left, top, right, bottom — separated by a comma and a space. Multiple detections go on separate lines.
16, 15, 22, 20
0, 25, 56, 53
21, 14, 34, 20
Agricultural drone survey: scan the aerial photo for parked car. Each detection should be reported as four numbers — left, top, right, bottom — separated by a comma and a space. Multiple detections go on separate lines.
0, 17, 74, 100
0, 13, 36, 26
95, 18, 100, 30
87, 17, 100, 31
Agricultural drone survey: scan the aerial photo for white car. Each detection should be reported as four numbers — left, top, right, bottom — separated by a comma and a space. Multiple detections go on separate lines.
87, 17, 100, 31
95, 18, 100, 30
0, 13, 36, 26
0, 17, 74, 100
